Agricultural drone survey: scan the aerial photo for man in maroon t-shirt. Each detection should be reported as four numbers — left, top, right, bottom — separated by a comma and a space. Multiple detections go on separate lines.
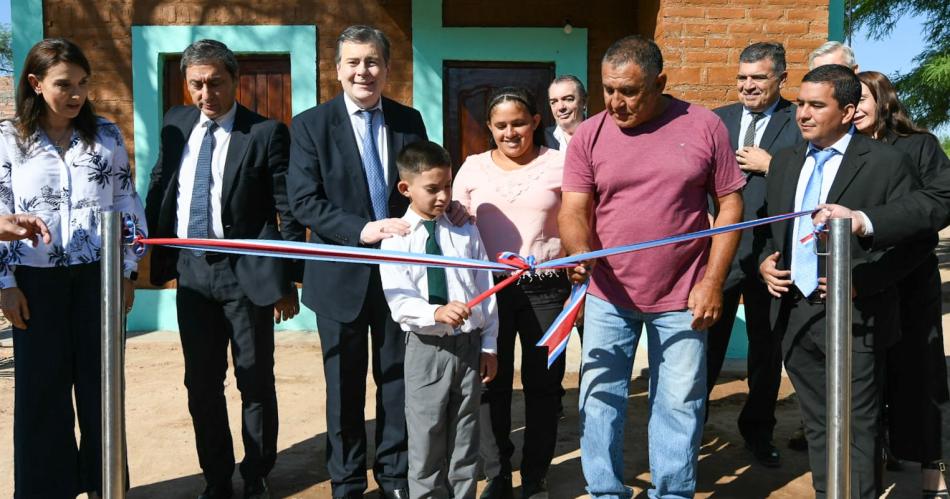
559, 35, 744, 498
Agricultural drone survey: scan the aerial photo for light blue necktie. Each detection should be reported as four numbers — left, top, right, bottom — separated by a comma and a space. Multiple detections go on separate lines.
358, 109, 388, 221
187, 121, 218, 255
793, 147, 837, 296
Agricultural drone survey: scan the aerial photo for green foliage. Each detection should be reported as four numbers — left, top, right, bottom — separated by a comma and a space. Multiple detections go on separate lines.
0, 24, 10, 75
942, 135, 950, 158
849, 0, 950, 129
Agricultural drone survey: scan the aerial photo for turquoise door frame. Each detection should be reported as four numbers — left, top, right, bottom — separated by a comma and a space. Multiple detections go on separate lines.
411, 0, 588, 144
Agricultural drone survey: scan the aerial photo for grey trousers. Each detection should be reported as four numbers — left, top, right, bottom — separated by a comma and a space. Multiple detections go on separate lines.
405, 330, 482, 499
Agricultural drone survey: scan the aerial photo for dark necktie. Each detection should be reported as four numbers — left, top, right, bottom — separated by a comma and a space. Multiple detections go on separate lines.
187, 121, 218, 254
743, 112, 764, 147
422, 220, 448, 306
793, 147, 837, 296
358, 109, 389, 220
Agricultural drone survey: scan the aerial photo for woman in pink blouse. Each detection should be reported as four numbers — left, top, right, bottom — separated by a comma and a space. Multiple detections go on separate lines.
454, 86, 568, 498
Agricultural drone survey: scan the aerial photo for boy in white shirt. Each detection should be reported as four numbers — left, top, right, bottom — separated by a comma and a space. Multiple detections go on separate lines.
380, 141, 499, 499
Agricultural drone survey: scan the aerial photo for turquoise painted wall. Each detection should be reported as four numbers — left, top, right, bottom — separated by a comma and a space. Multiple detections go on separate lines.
828, 0, 846, 42
11, 0, 44, 84
411, 0, 587, 144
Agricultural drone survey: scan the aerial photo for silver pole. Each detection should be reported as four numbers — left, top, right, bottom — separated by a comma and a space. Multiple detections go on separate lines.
827, 217, 852, 499
101, 211, 127, 498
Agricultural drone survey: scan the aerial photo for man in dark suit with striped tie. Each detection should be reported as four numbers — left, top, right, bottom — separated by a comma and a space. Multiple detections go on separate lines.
287, 25, 428, 499
145, 39, 304, 499
705, 41, 803, 468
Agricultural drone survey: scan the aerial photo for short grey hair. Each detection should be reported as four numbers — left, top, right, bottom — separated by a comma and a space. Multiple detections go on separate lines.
335, 25, 391, 65
180, 39, 239, 78
602, 35, 663, 78
739, 42, 787, 75
808, 41, 857, 70
549, 74, 588, 104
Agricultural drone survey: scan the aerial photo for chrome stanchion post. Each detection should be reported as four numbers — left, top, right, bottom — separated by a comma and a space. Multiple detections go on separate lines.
827, 217, 852, 499
101, 211, 127, 498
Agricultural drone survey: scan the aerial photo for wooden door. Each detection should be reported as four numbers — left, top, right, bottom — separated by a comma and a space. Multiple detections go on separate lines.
443, 62, 556, 168
164, 55, 292, 125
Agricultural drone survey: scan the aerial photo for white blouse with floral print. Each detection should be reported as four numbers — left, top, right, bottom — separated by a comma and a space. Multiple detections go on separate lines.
0, 117, 147, 289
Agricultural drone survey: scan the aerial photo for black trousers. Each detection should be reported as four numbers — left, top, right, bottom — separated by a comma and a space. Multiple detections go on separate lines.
704, 276, 782, 442
483, 273, 570, 483
13, 263, 103, 498
886, 253, 949, 463
315, 268, 407, 496
779, 296, 881, 499
176, 252, 278, 487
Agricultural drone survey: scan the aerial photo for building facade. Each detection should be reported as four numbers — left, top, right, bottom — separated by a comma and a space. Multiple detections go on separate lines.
12, 0, 842, 332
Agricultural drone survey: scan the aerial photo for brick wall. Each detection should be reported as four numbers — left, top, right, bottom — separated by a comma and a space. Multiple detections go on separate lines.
650, 0, 829, 109
0, 76, 14, 119
43, 0, 414, 169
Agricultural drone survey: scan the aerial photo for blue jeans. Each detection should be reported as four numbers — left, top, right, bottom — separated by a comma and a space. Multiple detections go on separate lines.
579, 294, 707, 499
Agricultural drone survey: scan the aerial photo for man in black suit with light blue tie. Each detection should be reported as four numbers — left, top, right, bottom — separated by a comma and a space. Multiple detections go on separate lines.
287, 25, 428, 499
145, 39, 305, 499
706, 42, 803, 468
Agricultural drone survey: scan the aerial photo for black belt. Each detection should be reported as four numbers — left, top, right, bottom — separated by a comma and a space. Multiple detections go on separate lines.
792, 286, 825, 305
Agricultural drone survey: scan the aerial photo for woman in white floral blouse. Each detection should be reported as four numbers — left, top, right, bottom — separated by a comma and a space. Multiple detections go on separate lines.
0, 38, 146, 498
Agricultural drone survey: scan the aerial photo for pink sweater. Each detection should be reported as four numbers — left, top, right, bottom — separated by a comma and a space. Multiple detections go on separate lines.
453, 147, 565, 264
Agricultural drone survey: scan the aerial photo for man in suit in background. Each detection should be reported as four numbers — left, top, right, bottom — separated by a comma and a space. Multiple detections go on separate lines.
145, 39, 304, 499
758, 64, 926, 498
706, 41, 803, 468
809, 41, 859, 71
544, 75, 587, 151
287, 25, 427, 499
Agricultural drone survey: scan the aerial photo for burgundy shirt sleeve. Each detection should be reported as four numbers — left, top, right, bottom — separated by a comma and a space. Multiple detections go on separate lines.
561, 122, 595, 193
707, 117, 746, 197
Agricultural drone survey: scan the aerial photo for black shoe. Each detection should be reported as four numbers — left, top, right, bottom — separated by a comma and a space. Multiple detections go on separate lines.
480, 475, 513, 499
382, 488, 409, 499
198, 483, 234, 499
922, 461, 950, 499
244, 477, 270, 499
745, 439, 781, 468
522, 479, 549, 499
787, 425, 807, 452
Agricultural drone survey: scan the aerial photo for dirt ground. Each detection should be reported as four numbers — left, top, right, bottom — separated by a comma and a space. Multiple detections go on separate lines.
2, 235, 949, 498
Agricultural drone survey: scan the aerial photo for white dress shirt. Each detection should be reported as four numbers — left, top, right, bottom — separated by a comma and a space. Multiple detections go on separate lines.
791, 130, 854, 273
738, 98, 780, 149
553, 126, 570, 151
175, 103, 237, 239
343, 93, 390, 186
379, 207, 498, 353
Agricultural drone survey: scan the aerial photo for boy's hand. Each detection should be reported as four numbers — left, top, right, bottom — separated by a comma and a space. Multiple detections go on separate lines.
480, 352, 498, 383
434, 301, 471, 328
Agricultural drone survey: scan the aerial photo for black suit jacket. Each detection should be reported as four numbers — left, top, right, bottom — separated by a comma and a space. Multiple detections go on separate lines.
543, 125, 560, 150
287, 94, 428, 323
864, 132, 950, 248
759, 133, 927, 351
144, 104, 304, 306
714, 98, 803, 287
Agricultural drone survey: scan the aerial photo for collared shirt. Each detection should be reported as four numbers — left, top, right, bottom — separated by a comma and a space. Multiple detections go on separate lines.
738, 98, 780, 149
791, 129, 854, 273
175, 103, 237, 239
379, 208, 498, 353
552, 125, 570, 151
0, 118, 147, 288
343, 92, 390, 186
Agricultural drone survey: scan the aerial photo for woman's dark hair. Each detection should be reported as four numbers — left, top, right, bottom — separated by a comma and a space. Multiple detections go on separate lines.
485, 86, 544, 150
14, 38, 97, 149
857, 71, 929, 139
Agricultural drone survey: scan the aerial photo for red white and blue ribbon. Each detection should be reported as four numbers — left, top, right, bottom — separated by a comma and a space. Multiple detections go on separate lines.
125, 209, 815, 367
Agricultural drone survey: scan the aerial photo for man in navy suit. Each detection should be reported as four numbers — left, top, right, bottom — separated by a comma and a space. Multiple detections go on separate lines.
145, 39, 304, 499
543, 74, 587, 151
287, 25, 427, 499
706, 42, 803, 468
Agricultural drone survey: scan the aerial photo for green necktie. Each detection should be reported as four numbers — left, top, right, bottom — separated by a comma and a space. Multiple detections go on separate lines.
421, 220, 448, 305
